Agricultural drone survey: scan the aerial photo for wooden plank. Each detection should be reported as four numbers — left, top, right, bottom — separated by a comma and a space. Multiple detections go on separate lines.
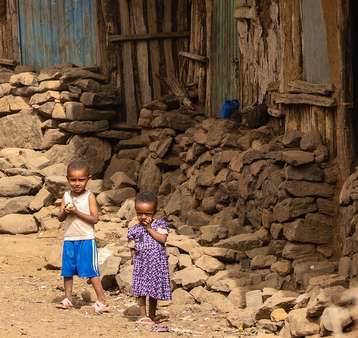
0, 57, 16, 66
179, 51, 207, 63
147, 0, 161, 99
272, 93, 336, 107
163, 0, 175, 78
205, 0, 213, 115
176, 0, 189, 81
119, 0, 137, 125
288, 80, 334, 96
108, 31, 190, 42
132, 0, 152, 106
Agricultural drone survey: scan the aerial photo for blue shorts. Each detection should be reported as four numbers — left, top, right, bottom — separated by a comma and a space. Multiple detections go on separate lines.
61, 239, 100, 278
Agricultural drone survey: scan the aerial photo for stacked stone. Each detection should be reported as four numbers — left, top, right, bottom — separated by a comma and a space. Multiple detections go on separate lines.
339, 168, 358, 280
0, 65, 139, 156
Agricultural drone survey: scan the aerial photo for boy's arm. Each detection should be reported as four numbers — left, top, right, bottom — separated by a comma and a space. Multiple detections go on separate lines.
71, 193, 99, 225
58, 196, 67, 222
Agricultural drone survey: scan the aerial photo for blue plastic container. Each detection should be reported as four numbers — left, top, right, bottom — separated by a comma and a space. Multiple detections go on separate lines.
219, 100, 240, 119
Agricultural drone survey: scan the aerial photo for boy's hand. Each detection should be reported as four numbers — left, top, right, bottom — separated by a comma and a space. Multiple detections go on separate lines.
64, 203, 76, 214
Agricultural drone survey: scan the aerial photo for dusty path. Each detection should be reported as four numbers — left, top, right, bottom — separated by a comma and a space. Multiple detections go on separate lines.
0, 233, 242, 338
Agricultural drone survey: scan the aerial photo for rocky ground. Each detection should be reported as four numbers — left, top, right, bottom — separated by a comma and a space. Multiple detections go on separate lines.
0, 232, 263, 338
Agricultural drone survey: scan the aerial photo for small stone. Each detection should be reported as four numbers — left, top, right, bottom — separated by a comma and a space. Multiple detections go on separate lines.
270, 308, 288, 322
246, 290, 263, 308
251, 255, 277, 269
194, 255, 225, 274
172, 288, 195, 305
172, 266, 208, 290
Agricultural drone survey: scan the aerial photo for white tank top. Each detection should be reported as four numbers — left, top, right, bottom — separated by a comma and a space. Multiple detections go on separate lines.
63, 190, 95, 241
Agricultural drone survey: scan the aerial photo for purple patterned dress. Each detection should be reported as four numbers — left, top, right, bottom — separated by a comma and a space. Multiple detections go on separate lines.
127, 218, 171, 300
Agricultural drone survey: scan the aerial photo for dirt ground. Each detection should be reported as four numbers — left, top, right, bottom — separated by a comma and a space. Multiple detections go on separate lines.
0, 232, 249, 338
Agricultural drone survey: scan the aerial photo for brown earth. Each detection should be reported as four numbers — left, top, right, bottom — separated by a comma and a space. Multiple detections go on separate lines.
0, 232, 247, 338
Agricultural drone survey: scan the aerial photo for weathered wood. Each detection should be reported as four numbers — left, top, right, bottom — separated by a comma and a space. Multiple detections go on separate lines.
177, 0, 189, 81
234, 5, 255, 20
288, 80, 334, 96
108, 31, 190, 42
163, 0, 175, 78
132, 0, 152, 106
0, 57, 15, 66
179, 51, 207, 63
147, 0, 161, 99
279, 0, 302, 93
205, 0, 213, 115
273, 93, 336, 107
336, 0, 353, 182
118, 0, 137, 125
160, 75, 193, 109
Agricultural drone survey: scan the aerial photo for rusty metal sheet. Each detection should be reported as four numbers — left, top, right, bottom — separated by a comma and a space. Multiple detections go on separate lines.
211, 0, 240, 115
18, 0, 98, 69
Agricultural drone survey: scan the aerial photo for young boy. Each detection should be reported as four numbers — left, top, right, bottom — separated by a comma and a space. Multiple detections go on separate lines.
57, 160, 109, 314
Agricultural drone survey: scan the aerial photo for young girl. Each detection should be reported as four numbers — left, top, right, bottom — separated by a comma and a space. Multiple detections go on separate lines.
127, 192, 171, 323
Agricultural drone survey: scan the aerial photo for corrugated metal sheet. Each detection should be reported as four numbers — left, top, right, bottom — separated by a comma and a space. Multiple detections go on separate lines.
18, 0, 98, 69
211, 0, 240, 115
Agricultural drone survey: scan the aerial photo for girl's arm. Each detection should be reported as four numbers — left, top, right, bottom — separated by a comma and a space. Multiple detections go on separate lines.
58, 197, 67, 221
146, 226, 168, 244
69, 193, 99, 225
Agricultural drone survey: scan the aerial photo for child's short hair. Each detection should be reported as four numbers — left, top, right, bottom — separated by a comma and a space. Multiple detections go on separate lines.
135, 192, 157, 206
67, 159, 90, 175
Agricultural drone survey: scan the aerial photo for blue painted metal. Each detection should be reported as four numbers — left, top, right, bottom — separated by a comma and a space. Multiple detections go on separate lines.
18, 0, 98, 69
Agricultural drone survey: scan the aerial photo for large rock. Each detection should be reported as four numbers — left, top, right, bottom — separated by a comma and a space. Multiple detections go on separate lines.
29, 188, 53, 211
0, 214, 38, 234
194, 255, 225, 274
172, 288, 195, 305
58, 120, 109, 134
41, 129, 69, 149
100, 256, 121, 290
282, 242, 316, 259
10, 72, 37, 86
0, 196, 33, 216
46, 135, 112, 176
283, 214, 333, 244
273, 197, 317, 222
172, 266, 208, 290
320, 305, 351, 333
288, 308, 320, 337
115, 264, 133, 295
0, 110, 44, 149
0, 175, 42, 197
96, 188, 136, 206
190, 286, 235, 313
281, 150, 314, 166
44, 243, 62, 270
0, 148, 50, 170
202, 246, 245, 262
151, 111, 196, 131
104, 157, 139, 182
284, 164, 323, 181
117, 198, 136, 220
215, 233, 262, 251
137, 157, 161, 194
281, 180, 334, 198
44, 176, 68, 199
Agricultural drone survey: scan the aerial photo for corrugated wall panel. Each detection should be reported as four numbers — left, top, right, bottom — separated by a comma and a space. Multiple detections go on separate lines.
211, 0, 239, 115
18, 0, 98, 69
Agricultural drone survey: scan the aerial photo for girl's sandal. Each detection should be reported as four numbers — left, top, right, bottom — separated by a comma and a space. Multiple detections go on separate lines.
151, 325, 170, 332
92, 301, 110, 314
136, 317, 154, 325
56, 298, 73, 310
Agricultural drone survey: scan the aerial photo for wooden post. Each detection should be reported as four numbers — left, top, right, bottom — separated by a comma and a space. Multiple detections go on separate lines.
133, 0, 152, 107
163, 0, 176, 79
119, 0, 137, 125
205, 0, 213, 115
147, 0, 161, 99
336, 0, 353, 183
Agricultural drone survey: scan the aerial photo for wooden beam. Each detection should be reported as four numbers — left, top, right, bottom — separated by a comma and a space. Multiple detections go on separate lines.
0, 58, 16, 66
288, 80, 334, 96
272, 92, 336, 107
108, 31, 190, 43
179, 51, 207, 63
